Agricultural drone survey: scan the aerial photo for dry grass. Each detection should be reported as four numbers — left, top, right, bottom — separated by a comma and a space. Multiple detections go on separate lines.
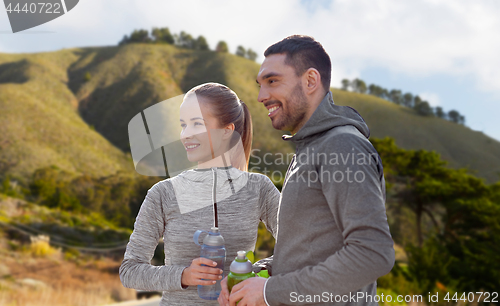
0, 249, 136, 306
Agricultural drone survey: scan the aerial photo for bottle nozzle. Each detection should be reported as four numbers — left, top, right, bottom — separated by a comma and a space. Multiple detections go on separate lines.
236, 251, 246, 260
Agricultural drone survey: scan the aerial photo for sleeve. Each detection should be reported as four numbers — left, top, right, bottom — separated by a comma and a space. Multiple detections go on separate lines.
258, 175, 280, 239
119, 183, 188, 292
265, 135, 395, 305
253, 176, 280, 275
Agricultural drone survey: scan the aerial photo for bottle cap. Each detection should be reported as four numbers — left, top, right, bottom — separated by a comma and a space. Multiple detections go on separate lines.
203, 227, 225, 247
230, 250, 253, 274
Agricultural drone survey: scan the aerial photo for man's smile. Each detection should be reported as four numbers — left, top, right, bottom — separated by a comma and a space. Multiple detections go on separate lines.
267, 105, 281, 117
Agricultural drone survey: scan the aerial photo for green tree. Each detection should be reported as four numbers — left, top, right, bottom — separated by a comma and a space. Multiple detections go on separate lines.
246, 49, 258, 61
1, 175, 19, 197
447, 110, 460, 123
236, 45, 246, 57
389, 89, 403, 105
435, 106, 445, 119
373, 137, 500, 293
118, 35, 129, 46
177, 31, 195, 49
351, 78, 367, 93
357, 79, 367, 94
459, 115, 465, 125
368, 84, 385, 98
405, 237, 457, 296
414, 101, 434, 116
128, 29, 151, 43
194, 36, 210, 51
403, 92, 414, 108
216, 41, 229, 53
152, 27, 174, 44
413, 95, 422, 108
341, 79, 350, 91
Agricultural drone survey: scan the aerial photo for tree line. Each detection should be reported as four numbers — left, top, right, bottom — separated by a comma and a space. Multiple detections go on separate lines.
372, 137, 499, 297
341, 78, 466, 124
118, 27, 258, 61
1, 166, 158, 229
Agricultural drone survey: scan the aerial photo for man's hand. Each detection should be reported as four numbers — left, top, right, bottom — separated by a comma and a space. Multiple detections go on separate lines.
217, 276, 230, 306
229, 277, 267, 306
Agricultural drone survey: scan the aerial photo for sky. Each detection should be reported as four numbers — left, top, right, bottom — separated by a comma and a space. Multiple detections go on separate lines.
1, 0, 499, 141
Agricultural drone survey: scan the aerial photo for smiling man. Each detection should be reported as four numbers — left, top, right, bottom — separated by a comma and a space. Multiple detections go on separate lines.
218, 35, 395, 306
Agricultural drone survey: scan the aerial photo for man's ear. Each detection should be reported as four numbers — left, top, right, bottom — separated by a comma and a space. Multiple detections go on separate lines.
222, 123, 235, 140
303, 68, 321, 95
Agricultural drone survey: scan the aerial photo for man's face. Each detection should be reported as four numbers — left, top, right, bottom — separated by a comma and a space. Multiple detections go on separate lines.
256, 54, 308, 132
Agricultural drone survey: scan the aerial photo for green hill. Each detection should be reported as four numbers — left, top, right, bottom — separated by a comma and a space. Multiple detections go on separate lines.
0, 43, 499, 183
0, 51, 134, 183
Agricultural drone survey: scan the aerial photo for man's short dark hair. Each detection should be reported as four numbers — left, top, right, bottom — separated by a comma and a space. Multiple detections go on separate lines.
264, 35, 331, 92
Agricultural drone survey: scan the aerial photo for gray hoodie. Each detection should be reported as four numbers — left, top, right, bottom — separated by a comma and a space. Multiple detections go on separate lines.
264, 92, 395, 306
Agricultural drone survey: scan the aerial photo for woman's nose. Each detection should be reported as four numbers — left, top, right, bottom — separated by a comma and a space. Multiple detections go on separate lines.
180, 127, 194, 140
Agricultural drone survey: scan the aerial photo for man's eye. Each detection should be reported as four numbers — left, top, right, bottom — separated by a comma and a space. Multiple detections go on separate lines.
269, 79, 276, 84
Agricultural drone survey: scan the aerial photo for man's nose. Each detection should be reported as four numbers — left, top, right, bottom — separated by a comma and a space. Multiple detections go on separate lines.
257, 87, 270, 104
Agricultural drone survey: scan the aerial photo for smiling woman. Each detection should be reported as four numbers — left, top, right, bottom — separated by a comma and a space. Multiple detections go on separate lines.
119, 82, 281, 306
179, 84, 249, 171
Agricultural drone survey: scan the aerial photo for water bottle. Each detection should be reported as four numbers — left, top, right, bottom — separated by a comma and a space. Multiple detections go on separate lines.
193, 227, 226, 300
227, 251, 255, 293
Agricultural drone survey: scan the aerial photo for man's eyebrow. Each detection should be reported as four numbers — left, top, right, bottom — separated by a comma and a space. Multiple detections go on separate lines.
256, 72, 282, 84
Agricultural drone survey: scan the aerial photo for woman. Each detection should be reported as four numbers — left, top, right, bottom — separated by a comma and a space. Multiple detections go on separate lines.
119, 83, 280, 305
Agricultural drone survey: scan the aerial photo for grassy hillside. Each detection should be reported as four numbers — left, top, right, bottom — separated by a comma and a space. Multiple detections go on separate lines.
0, 43, 499, 183
0, 51, 134, 183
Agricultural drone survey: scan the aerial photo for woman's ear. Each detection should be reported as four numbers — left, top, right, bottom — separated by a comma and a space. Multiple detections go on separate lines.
222, 123, 235, 140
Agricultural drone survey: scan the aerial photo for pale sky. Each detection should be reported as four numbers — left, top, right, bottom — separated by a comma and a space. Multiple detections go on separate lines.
1, 0, 499, 141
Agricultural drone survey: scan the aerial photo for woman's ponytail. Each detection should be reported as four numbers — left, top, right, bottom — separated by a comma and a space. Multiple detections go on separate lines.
240, 101, 253, 171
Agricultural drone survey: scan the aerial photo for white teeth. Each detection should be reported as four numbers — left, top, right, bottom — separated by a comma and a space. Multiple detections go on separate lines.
268, 106, 280, 115
186, 144, 199, 149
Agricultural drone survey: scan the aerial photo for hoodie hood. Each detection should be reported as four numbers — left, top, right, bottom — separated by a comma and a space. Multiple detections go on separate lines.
282, 91, 370, 143
177, 165, 247, 182
170, 166, 249, 215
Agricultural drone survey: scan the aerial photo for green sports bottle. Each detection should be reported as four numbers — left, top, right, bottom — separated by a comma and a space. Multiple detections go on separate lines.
227, 251, 255, 293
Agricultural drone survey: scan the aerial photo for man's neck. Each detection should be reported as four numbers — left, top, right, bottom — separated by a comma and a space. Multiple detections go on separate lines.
290, 90, 327, 135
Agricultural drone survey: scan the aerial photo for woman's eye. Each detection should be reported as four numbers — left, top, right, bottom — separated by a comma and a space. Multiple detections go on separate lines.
194, 122, 203, 126
180, 124, 186, 128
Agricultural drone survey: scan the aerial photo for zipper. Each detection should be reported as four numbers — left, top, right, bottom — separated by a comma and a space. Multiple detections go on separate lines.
212, 167, 218, 228
282, 154, 297, 191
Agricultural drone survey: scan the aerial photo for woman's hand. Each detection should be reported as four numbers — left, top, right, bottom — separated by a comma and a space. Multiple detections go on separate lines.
181, 257, 224, 287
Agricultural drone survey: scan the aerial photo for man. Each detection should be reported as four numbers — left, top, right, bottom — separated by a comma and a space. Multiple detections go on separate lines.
218, 35, 395, 306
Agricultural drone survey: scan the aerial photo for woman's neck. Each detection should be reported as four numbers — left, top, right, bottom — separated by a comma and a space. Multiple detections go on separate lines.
197, 151, 232, 169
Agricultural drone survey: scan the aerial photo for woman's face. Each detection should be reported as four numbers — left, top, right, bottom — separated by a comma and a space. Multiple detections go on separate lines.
179, 95, 226, 163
